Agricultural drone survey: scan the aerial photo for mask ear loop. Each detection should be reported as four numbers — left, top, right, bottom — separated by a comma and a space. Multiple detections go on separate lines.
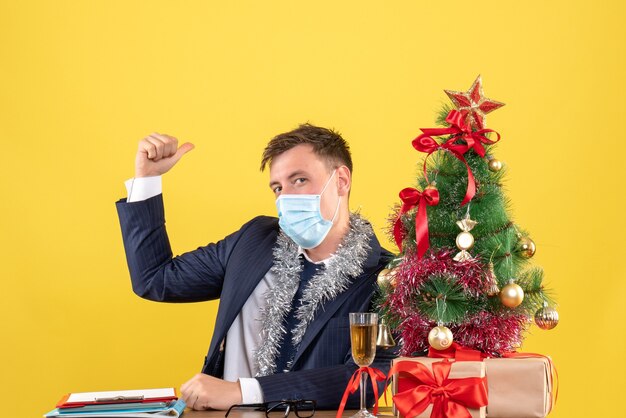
320, 170, 341, 223
319, 169, 337, 195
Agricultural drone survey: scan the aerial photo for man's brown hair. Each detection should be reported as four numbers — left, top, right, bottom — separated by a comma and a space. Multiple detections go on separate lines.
260, 123, 353, 173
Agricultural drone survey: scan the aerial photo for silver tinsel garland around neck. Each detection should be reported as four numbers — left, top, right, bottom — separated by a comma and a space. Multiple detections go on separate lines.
253, 213, 374, 377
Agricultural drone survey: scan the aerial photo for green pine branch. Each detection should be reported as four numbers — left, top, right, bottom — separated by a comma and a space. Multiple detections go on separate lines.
413, 273, 481, 323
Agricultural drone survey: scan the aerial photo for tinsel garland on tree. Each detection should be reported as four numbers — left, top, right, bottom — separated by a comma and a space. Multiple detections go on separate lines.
376, 76, 558, 357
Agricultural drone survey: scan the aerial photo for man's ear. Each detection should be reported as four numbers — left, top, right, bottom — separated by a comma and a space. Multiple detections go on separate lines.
336, 165, 351, 196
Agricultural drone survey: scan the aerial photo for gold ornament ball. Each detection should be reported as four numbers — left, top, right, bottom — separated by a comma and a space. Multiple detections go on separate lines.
377, 268, 391, 284
488, 158, 503, 172
377, 268, 397, 288
518, 237, 536, 258
456, 231, 475, 251
428, 325, 454, 350
500, 282, 524, 308
535, 306, 559, 330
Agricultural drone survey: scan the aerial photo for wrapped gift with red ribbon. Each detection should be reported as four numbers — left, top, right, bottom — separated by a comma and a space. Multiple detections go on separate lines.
484, 354, 556, 418
393, 344, 558, 418
390, 357, 487, 418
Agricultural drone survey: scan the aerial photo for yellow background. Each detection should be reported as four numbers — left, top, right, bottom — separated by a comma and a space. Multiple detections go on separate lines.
1, 1, 623, 417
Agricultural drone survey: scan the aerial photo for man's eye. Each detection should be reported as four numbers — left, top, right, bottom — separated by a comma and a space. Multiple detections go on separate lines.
273, 186, 282, 194
294, 178, 306, 184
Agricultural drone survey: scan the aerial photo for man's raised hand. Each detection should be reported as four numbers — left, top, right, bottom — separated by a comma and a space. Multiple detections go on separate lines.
135, 132, 194, 178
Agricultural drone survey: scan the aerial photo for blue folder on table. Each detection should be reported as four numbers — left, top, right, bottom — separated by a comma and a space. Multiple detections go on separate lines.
44, 399, 186, 417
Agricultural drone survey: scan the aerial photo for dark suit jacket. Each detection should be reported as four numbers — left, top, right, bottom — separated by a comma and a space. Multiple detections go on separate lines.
116, 194, 397, 409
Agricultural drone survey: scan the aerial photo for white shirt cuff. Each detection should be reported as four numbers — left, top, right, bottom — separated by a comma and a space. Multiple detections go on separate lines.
124, 176, 162, 202
238, 378, 264, 404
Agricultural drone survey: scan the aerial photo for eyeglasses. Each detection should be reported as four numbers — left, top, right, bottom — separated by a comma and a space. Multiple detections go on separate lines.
225, 399, 316, 418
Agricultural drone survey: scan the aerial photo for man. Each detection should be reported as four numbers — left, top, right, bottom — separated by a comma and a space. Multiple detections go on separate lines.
116, 124, 396, 411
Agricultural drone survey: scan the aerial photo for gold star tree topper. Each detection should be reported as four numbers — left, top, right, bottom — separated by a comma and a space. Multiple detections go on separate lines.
444, 75, 505, 130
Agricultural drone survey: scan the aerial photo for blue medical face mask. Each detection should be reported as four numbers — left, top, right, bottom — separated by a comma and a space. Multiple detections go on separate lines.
275, 170, 341, 249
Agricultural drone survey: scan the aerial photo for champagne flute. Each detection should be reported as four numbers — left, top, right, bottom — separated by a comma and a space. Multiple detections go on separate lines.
349, 312, 378, 418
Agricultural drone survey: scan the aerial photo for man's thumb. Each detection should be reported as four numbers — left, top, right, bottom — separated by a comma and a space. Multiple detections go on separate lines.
173, 142, 195, 162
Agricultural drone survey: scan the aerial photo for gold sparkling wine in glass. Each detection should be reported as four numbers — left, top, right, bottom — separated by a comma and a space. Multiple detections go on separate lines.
350, 323, 377, 366
349, 313, 378, 418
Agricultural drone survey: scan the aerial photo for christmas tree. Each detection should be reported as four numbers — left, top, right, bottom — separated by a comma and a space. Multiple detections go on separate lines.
377, 76, 559, 357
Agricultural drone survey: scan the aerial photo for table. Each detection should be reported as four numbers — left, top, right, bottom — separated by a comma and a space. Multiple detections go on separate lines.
184, 407, 395, 418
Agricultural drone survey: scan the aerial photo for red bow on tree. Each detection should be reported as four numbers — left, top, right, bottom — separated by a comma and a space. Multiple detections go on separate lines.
412, 109, 501, 206
390, 359, 488, 418
393, 186, 439, 258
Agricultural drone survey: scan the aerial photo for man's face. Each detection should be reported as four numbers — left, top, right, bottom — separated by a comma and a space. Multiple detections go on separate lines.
269, 144, 338, 221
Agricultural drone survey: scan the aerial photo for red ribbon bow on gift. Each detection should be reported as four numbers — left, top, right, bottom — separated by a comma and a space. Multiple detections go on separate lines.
393, 186, 440, 257
390, 359, 488, 418
412, 109, 501, 206
336, 366, 387, 418
428, 344, 559, 413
